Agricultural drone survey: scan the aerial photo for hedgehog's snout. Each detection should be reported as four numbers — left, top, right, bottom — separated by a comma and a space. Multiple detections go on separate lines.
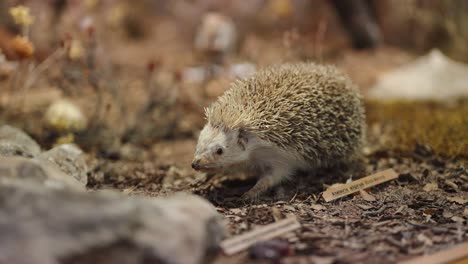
191, 157, 208, 171
191, 159, 201, 171
192, 157, 216, 171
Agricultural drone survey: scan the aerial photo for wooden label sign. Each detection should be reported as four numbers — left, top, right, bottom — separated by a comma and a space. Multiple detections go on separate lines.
220, 216, 301, 255
322, 169, 398, 202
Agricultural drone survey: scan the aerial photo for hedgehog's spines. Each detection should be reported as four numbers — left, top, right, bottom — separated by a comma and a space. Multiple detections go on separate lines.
206, 62, 366, 166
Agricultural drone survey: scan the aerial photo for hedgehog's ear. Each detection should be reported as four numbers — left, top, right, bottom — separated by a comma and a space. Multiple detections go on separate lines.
237, 128, 249, 150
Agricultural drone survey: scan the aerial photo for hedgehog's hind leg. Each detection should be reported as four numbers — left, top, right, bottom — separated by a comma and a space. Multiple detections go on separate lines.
241, 163, 294, 201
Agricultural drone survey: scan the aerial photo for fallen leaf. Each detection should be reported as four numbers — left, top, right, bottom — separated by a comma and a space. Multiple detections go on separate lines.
357, 204, 374, 210
447, 196, 467, 205
444, 180, 459, 191
360, 189, 376, 202
443, 211, 453, 219
451, 216, 464, 223
423, 208, 437, 215
311, 204, 325, 211
423, 182, 438, 192
395, 205, 407, 214
283, 205, 296, 212
417, 233, 433, 246
230, 208, 243, 214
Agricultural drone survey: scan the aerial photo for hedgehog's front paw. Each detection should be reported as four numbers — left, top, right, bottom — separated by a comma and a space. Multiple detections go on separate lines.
240, 177, 272, 203
240, 190, 259, 203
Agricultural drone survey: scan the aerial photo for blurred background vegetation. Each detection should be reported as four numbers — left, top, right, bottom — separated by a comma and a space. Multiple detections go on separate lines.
0, 0, 467, 159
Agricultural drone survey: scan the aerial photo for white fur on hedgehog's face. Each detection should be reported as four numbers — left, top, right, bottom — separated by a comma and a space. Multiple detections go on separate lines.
192, 124, 250, 172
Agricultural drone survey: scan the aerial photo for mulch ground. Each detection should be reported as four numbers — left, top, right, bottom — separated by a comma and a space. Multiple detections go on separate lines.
84, 139, 466, 263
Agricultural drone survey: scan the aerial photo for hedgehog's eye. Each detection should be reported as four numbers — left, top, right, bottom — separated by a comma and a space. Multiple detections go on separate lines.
216, 147, 224, 155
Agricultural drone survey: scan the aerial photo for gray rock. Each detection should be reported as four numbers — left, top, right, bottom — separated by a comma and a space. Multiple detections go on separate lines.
369, 49, 468, 102
0, 184, 225, 264
38, 144, 88, 185
0, 125, 41, 158
0, 156, 85, 190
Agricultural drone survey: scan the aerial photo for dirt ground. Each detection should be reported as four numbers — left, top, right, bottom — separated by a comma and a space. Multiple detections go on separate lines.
0, 1, 467, 263
82, 133, 466, 264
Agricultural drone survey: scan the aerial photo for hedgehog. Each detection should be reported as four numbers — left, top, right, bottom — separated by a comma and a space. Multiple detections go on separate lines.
192, 62, 366, 200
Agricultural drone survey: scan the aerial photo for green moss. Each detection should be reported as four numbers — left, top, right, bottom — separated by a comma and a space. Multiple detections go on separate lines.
365, 99, 468, 158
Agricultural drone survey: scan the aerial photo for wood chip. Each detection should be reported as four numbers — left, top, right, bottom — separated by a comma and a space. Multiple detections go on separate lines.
220, 216, 301, 255
271, 207, 283, 221
416, 233, 433, 246
311, 204, 325, 211
359, 189, 377, 202
322, 169, 398, 202
423, 182, 438, 192
395, 205, 407, 214
357, 204, 374, 210
398, 242, 468, 264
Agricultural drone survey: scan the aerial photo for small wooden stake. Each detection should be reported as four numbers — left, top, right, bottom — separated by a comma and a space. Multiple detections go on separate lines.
398, 242, 468, 264
322, 169, 398, 202
220, 216, 301, 255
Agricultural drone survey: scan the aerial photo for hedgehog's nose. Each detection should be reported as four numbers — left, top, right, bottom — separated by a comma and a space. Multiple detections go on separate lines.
191, 159, 200, 170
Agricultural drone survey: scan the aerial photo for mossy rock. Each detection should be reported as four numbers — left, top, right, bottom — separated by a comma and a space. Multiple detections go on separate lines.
365, 98, 467, 158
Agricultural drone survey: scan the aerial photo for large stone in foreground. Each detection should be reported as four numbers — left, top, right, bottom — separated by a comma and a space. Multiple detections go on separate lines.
0, 125, 89, 185
38, 144, 88, 185
0, 125, 41, 158
0, 182, 225, 264
0, 156, 85, 190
